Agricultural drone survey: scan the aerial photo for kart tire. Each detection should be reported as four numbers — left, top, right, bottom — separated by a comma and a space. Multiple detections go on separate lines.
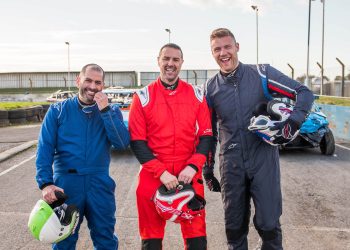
0, 118, 10, 127
41, 104, 51, 119
320, 130, 335, 155
0, 110, 8, 119
8, 109, 26, 119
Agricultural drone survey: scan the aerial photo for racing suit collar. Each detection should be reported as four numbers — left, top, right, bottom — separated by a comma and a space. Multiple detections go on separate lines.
219, 62, 243, 85
161, 78, 179, 90
75, 96, 98, 114
157, 77, 184, 95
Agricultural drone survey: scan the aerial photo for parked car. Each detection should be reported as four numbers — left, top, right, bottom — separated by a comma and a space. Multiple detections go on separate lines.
46, 90, 76, 103
121, 109, 129, 128
103, 88, 137, 109
281, 102, 335, 155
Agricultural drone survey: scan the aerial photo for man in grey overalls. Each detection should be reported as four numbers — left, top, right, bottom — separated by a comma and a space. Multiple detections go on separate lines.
203, 28, 314, 250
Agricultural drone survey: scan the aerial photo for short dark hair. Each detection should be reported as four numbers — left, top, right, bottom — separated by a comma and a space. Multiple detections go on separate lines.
210, 28, 236, 43
80, 63, 105, 81
158, 43, 183, 59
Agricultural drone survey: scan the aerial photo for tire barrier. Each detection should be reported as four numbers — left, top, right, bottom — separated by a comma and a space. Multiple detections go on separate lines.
6, 105, 45, 125
25, 105, 43, 122
0, 119, 9, 127
8, 109, 27, 124
40, 104, 51, 120
0, 110, 9, 127
0, 110, 8, 119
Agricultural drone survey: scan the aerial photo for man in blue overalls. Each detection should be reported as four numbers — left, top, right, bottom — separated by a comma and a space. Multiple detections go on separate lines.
36, 63, 130, 249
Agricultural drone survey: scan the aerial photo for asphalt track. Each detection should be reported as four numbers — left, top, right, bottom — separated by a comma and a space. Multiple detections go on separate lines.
0, 124, 349, 250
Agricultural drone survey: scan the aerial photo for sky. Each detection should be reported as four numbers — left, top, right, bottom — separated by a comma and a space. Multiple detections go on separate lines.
0, 0, 349, 80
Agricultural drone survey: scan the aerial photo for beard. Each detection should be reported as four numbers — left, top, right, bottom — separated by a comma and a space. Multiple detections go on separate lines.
161, 68, 179, 84
79, 87, 98, 104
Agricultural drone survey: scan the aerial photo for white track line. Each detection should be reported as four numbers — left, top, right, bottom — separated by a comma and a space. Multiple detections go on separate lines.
286, 225, 350, 233
336, 143, 350, 151
209, 223, 350, 233
0, 154, 36, 177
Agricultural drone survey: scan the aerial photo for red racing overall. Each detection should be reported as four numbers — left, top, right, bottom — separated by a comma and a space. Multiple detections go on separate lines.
129, 78, 212, 248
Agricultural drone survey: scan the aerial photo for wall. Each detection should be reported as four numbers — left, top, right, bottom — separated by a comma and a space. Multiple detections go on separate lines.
318, 104, 350, 142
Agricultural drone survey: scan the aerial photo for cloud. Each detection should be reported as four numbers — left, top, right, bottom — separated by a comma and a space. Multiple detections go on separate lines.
131, 0, 252, 9
50, 28, 150, 39
128, 0, 300, 13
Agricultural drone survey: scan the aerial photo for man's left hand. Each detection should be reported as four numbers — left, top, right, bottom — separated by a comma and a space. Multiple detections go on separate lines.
270, 118, 300, 145
178, 166, 197, 184
94, 92, 109, 110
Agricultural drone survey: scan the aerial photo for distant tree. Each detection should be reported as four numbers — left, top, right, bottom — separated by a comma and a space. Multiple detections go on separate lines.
296, 74, 306, 83
296, 74, 315, 84
346, 73, 350, 80
335, 75, 342, 81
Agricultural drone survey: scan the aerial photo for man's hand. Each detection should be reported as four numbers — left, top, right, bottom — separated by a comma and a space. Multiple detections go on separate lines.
203, 163, 221, 192
42, 185, 64, 204
160, 171, 179, 190
203, 173, 221, 192
93, 92, 109, 111
178, 166, 197, 184
270, 118, 300, 145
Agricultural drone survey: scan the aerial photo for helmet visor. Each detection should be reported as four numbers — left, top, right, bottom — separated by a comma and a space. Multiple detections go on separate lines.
248, 115, 275, 131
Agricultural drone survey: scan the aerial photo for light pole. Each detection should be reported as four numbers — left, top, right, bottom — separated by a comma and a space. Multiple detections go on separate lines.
306, 0, 316, 88
251, 5, 259, 64
287, 63, 294, 80
65, 41, 71, 91
320, 0, 325, 95
165, 29, 171, 43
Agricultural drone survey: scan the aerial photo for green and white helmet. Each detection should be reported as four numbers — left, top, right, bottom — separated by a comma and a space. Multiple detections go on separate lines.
28, 198, 79, 243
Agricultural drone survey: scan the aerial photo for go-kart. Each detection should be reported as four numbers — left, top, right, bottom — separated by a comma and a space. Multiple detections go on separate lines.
281, 102, 335, 155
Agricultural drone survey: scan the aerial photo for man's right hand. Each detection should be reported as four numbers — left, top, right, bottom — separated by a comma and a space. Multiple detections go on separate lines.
203, 163, 221, 192
42, 185, 64, 204
203, 172, 221, 192
160, 171, 179, 190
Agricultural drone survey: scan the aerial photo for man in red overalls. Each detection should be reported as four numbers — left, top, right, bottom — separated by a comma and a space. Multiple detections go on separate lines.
128, 43, 213, 250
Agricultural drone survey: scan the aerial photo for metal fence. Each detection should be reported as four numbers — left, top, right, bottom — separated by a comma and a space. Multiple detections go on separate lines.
310, 81, 350, 97
0, 71, 138, 89
3, 70, 348, 97
140, 70, 219, 87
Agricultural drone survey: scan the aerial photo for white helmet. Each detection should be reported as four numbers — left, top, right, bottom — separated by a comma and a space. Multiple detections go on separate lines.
248, 100, 295, 146
153, 182, 206, 223
28, 194, 79, 243
248, 115, 279, 139
266, 99, 294, 122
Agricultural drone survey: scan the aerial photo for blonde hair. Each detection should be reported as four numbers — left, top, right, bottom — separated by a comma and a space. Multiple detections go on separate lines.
210, 28, 236, 43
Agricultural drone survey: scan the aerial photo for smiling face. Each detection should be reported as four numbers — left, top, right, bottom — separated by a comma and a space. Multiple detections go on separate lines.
76, 66, 104, 104
211, 35, 239, 74
158, 46, 184, 85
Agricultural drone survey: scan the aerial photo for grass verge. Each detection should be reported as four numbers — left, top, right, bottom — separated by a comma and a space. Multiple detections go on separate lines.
316, 96, 350, 106
0, 102, 50, 110
0, 87, 77, 94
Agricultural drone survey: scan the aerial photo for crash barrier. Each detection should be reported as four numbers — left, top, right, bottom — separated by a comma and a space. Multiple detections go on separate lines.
0, 110, 9, 127
318, 104, 350, 142
0, 104, 50, 127
0, 104, 349, 142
